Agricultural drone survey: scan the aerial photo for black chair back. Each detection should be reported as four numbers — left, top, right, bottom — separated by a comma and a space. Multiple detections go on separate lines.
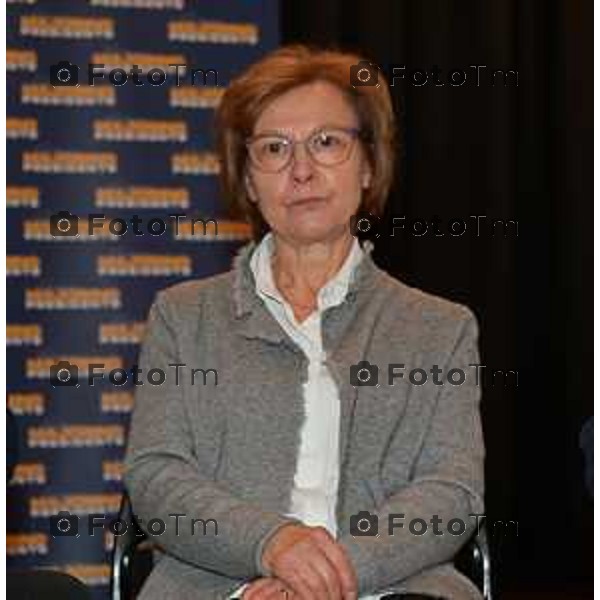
455, 519, 493, 599
8, 569, 91, 600
110, 494, 155, 600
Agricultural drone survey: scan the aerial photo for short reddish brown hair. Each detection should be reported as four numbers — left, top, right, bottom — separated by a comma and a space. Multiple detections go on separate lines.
215, 43, 397, 241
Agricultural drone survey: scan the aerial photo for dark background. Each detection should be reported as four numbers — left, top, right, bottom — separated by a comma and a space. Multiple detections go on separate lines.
282, 1, 593, 598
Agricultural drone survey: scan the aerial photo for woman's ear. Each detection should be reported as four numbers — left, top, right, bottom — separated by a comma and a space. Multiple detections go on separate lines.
361, 164, 372, 189
245, 171, 258, 204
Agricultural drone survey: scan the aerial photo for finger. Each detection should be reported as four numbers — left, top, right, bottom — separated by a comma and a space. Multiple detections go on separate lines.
267, 541, 319, 600
310, 528, 358, 598
263, 583, 293, 600
304, 546, 343, 600
243, 578, 279, 600
255, 581, 291, 600
289, 545, 342, 600
277, 565, 318, 600
275, 552, 327, 600
266, 528, 341, 600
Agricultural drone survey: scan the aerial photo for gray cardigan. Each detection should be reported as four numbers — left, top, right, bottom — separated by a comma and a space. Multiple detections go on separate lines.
123, 240, 485, 600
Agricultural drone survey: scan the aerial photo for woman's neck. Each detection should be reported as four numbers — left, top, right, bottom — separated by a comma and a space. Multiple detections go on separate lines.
270, 233, 354, 310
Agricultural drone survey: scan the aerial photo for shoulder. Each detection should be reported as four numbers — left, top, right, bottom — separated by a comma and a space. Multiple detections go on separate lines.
155, 271, 232, 304
373, 269, 479, 346
146, 270, 234, 322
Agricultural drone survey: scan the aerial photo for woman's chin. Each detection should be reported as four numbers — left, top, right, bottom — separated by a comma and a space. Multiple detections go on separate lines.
280, 220, 348, 245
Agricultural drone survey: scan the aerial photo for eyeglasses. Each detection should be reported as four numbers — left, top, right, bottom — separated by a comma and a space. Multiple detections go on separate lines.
246, 127, 363, 173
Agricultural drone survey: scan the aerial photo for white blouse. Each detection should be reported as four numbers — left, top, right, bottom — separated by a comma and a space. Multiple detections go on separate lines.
229, 232, 391, 599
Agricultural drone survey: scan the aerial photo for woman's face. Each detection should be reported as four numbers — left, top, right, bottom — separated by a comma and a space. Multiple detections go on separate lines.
245, 81, 372, 245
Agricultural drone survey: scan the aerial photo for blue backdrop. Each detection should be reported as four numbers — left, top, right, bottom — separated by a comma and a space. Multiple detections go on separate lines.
7, 1, 279, 596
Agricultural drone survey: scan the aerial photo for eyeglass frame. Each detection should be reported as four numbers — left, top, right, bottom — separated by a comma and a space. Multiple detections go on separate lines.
245, 126, 369, 174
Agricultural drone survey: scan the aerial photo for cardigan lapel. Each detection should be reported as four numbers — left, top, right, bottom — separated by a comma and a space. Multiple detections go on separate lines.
230, 236, 392, 524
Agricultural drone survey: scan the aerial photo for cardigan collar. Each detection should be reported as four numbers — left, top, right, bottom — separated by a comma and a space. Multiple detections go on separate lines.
229, 234, 392, 493
231, 235, 379, 321
249, 231, 367, 313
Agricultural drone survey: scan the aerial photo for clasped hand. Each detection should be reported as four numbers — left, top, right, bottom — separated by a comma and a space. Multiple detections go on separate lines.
242, 523, 358, 600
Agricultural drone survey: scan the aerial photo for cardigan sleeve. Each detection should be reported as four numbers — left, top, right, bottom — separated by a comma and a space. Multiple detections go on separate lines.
337, 311, 485, 595
123, 291, 303, 580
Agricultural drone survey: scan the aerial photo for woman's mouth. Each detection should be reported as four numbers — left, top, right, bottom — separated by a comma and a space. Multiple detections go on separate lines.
288, 196, 328, 208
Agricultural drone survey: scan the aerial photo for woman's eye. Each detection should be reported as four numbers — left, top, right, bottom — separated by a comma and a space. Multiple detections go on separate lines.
315, 133, 341, 148
263, 141, 285, 155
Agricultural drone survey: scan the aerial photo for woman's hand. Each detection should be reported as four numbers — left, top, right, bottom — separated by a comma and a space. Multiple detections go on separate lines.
260, 523, 358, 600
241, 576, 297, 600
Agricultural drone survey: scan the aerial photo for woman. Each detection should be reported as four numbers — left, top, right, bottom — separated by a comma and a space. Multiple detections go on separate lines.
124, 45, 485, 600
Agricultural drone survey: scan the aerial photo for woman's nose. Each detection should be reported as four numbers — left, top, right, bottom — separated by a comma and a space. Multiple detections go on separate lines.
290, 143, 316, 182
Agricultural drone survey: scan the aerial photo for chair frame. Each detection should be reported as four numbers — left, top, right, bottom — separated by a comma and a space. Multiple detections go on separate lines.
111, 494, 156, 600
